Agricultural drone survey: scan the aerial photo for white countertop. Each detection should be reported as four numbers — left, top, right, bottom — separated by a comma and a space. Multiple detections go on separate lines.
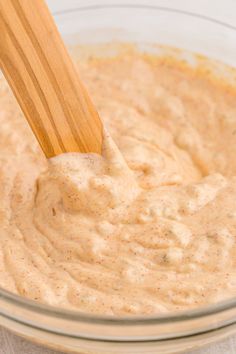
0, 327, 236, 354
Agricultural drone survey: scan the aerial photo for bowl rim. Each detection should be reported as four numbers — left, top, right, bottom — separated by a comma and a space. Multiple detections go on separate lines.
53, 2, 236, 32
1, 286, 236, 325
0, 2, 236, 329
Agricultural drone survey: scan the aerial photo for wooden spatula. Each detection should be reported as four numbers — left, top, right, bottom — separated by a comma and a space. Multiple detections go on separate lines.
0, 0, 103, 158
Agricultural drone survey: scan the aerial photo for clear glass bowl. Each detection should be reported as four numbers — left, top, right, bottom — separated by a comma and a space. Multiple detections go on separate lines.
1, 1, 236, 353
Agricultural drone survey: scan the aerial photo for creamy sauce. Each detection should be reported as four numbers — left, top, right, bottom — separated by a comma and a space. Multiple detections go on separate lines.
0, 46, 236, 315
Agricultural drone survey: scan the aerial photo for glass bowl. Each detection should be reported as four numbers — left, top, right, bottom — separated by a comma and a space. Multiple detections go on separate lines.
1, 1, 236, 353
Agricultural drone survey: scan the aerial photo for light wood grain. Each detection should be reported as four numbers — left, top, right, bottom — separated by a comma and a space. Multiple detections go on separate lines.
0, 0, 103, 157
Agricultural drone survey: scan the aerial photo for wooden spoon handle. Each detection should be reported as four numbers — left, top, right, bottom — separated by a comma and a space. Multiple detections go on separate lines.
0, 0, 103, 157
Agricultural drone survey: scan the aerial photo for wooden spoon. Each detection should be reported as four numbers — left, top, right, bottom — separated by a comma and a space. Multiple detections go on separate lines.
0, 0, 103, 157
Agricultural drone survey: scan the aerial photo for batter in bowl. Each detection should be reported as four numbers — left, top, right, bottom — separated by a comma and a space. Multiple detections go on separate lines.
0, 45, 236, 315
